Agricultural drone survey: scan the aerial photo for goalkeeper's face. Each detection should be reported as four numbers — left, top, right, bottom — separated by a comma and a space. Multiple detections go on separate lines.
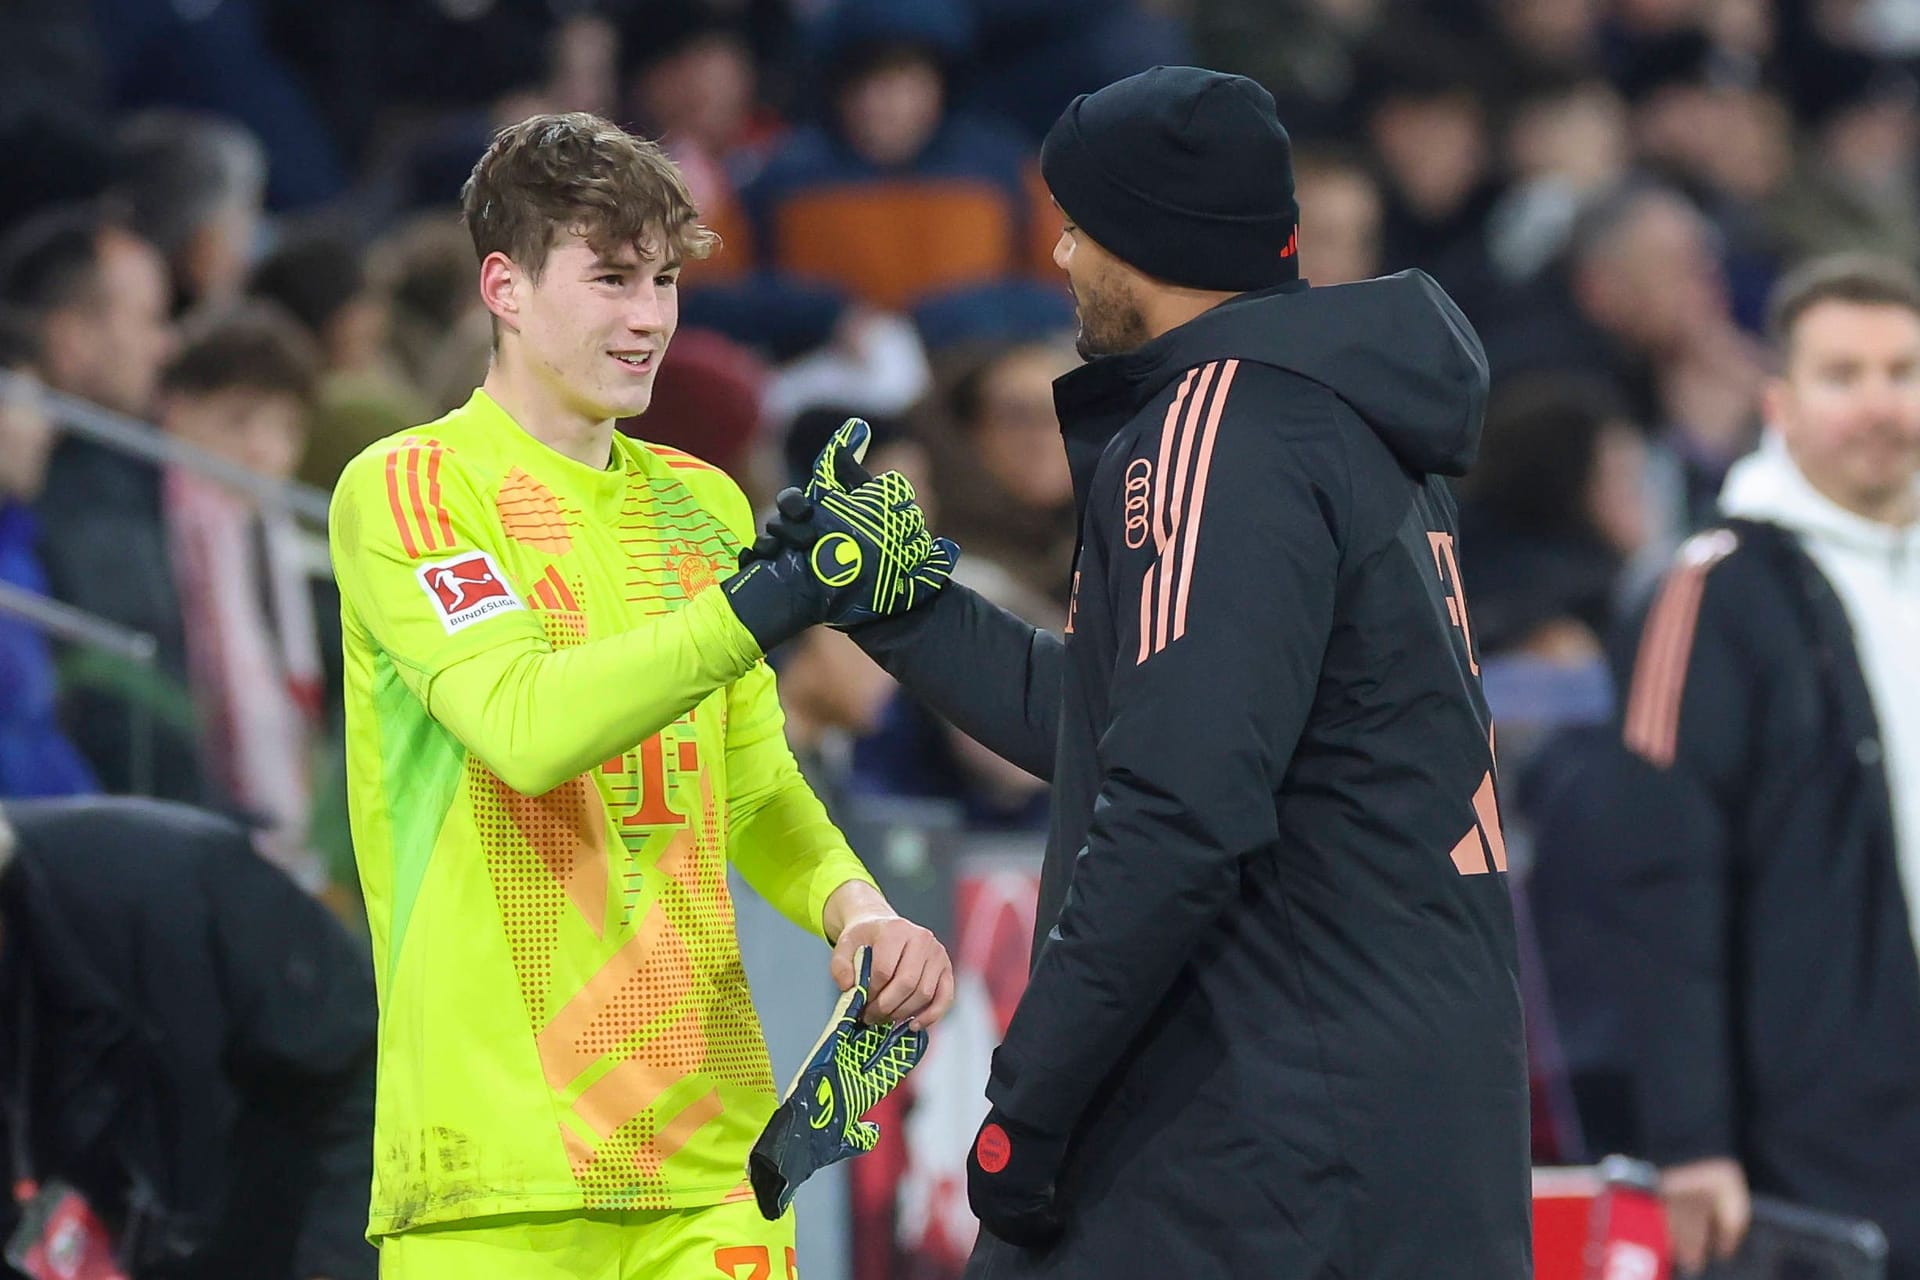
504, 230, 681, 421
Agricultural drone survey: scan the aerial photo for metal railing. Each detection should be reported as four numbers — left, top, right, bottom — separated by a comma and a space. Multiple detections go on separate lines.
0, 369, 332, 525
0, 581, 156, 665
0, 580, 159, 795
0, 370, 326, 797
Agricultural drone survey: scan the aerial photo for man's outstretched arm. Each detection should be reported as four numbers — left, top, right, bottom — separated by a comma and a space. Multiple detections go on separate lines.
852, 583, 1065, 782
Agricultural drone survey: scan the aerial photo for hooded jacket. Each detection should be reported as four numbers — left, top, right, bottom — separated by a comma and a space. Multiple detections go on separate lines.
857, 273, 1531, 1277
0, 797, 377, 1280
1720, 437, 1920, 931
1532, 441, 1920, 1278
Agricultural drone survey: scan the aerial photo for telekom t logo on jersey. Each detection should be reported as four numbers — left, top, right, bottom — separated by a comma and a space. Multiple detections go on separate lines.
417, 550, 524, 633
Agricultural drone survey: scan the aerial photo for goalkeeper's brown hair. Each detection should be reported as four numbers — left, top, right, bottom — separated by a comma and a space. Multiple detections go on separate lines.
460, 112, 719, 281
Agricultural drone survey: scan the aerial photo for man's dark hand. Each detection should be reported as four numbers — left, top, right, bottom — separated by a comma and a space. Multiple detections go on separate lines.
966, 1106, 1068, 1248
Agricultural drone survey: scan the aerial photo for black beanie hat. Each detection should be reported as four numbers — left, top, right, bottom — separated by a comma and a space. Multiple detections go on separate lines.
1040, 66, 1300, 293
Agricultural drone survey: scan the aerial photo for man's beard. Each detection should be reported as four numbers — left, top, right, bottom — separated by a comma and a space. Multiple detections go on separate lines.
1073, 276, 1149, 359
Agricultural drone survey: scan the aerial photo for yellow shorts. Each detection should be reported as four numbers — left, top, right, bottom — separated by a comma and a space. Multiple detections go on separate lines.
377, 1200, 799, 1280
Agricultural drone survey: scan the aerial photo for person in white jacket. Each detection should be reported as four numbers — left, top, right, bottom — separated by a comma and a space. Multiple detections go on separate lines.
1655, 252, 1920, 1271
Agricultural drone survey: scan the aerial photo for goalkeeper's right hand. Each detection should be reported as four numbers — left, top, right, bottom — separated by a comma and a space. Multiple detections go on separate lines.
747, 946, 927, 1221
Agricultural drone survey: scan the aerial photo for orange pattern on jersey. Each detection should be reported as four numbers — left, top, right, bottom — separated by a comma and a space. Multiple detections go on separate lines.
617, 479, 735, 611
383, 437, 454, 557
537, 906, 695, 1091
473, 464, 762, 1207
648, 444, 721, 473
487, 770, 610, 951
572, 1006, 706, 1137
529, 567, 588, 644
497, 467, 575, 553
634, 1090, 725, 1184
471, 762, 570, 1025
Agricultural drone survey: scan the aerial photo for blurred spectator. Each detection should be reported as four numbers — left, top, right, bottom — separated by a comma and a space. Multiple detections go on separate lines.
1532, 256, 1920, 1276
159, 305, 326, 861
0, 203, 204, 803
1769, 53, 1920, 266
851, 560, 1059, 831
0, 112, 114, 239
1189, 0, 1385, 135
0, 312, 95, 799
1487, 0, 1606, 77
626, 6, 774, 285
1292, 145, 1384, 285
249, 231, 391, 381
1457, 373, 1651, 659
773, 627, 901, 812
922, 339, 1079, 606
955, 0, 1195, 142
113, 110, 269, 316
0, 796, 377, 1280
760, 307, 934, 440
370, 213, 486, 397
742, 0, 1036, 315
1484, 76, 1633, 285
0, 204, 175, 422
1359, 38, 1503, 294
249, 229, 427, 490
88, 0, 346, 208
1492, 181, 1766, 533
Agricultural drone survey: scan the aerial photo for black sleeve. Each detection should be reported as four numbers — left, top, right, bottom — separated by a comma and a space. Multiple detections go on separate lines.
1582, 555, 1751, 1164
852, 581, 1064, 782
988, 392, 1344, 1130
204, 851, 378, 1280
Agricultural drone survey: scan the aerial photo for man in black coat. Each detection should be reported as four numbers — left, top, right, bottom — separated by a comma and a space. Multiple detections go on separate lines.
827, 67, 1530, 1278
1531, 255, 1920, 1278
0, 796, 376, 1280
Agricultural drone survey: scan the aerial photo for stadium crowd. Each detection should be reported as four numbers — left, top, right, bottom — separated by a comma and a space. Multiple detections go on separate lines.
0, 0, 1917, 1277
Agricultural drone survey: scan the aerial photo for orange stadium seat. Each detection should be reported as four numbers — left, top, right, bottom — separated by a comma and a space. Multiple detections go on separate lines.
769, 179, 1019, 311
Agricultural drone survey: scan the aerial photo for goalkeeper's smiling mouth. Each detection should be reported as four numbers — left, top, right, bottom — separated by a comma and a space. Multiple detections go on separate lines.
609, 348, 658, 374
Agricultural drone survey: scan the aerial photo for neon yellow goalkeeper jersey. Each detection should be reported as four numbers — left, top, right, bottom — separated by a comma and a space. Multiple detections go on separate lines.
329, 388, 875, 1236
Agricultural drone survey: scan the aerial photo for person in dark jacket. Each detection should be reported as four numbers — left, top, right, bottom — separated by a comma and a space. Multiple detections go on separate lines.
789, 67, 1531, 1278
0, 312, 96, 799
0, 796, 377, 1280
1530, 255, 1920, 1277
0, 204, 206, 804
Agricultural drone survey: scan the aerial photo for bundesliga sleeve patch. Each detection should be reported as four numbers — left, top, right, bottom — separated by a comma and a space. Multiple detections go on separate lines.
416, 550, 524, 633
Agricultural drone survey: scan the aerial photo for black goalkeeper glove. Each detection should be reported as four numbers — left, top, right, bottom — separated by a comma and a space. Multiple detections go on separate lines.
967, 1105, 1069, 1248
748, 946, 927, 1220
723, 468, 956, 650
735, 418, 960, 633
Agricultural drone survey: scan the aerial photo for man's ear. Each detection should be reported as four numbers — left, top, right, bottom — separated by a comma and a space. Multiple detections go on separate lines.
478, 251, 523, 334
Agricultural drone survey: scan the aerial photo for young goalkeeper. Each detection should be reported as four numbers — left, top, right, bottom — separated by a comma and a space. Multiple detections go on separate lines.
328, 112, 955, 1280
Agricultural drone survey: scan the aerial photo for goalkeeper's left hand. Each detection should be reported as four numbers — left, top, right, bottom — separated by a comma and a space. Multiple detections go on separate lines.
747, 946, 929, 1220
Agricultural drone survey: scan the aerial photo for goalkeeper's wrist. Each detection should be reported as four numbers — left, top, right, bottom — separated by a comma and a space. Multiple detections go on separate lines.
822, 878, 891, 944
720, 552, 822, 654
689, 574, 768, 663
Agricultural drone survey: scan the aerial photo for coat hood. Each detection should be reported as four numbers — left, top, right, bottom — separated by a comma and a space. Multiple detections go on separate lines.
1053, 270, 1489, 476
